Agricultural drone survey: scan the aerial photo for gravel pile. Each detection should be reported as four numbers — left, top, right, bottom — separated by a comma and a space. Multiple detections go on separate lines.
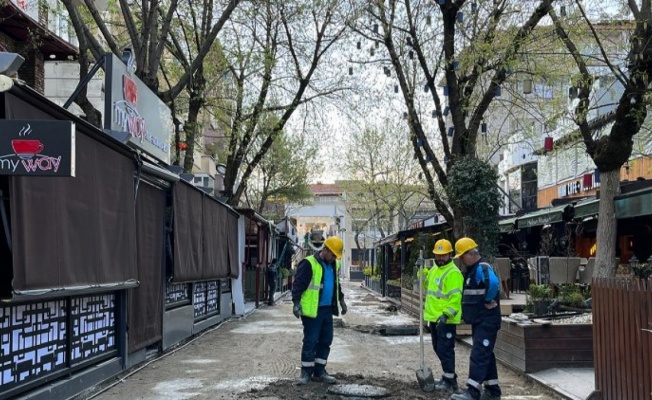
551, 313, 593, 324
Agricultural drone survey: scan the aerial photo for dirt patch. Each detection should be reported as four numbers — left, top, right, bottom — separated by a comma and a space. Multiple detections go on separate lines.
240, 374, 450, 400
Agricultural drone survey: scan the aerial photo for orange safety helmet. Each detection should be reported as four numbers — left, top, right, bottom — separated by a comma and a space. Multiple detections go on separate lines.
433, 239, 454, 255
454, 237, 478, 258
324, 236, 343, 259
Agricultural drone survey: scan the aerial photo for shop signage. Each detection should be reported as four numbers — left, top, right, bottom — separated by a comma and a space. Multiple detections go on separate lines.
104, 53, 172, 164
0, 120, 75, 176
558, 180, 581, 197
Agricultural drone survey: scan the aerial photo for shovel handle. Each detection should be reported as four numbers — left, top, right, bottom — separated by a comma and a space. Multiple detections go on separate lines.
418, 250, 425, 367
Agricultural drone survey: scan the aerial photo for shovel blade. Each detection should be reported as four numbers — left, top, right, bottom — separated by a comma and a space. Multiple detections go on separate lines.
416, 366, 435, 392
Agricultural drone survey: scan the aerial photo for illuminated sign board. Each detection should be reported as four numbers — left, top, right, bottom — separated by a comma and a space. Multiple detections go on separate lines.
104, 53, 172, 164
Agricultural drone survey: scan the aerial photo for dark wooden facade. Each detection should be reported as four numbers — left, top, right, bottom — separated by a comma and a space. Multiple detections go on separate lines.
591, 278, 652, 400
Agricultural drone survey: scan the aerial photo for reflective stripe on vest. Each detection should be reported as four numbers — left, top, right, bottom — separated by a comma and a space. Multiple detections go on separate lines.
426, 267, 461, 300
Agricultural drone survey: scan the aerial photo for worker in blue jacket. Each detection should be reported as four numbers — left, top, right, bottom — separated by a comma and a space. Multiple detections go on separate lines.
451, 237, 502, 400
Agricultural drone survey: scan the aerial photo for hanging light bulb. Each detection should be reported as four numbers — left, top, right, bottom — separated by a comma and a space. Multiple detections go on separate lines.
409, 50, 414, 60
481, 122, 487, 133
357, 41, 361, 50
523, 79, 533, 94
394, 84, 399, 93
448, 127, 454, 137
471, 2, 477, 12
349, 67, 353, 75
426, 15, 432, 25
456, 12, 464, 23
373, 23, 379, 33
494, 86, 502, 96
544, 137, 554, 152
370, 47, 375, 56
443, 106, 450, 116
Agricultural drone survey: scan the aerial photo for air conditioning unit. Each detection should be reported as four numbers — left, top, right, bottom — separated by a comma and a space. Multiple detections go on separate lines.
527, 256, 550, 285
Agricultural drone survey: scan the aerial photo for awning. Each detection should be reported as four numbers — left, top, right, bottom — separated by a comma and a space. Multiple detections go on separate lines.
573, 198, 599, 220
499, 217, 517, 233
615, 187, 652, 219
516, 204, 567, 229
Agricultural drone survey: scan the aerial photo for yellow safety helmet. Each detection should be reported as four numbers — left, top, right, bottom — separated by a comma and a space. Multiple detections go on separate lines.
433, 239, 454, 255
324, 236, 343, 259
454, 237, 478, 259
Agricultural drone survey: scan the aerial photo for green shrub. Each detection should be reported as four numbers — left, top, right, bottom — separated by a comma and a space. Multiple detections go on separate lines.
527, 284, 552, 301
363, 267, 372, 276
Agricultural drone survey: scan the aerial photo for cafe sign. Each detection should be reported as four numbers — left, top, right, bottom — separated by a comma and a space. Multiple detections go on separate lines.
104, 52, 172, 164
0, 120, 75, 176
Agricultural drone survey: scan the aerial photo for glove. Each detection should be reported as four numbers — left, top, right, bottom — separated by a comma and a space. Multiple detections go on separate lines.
293, 303, 302, 319
436, 314, 448, 329
340, 301, 348, 315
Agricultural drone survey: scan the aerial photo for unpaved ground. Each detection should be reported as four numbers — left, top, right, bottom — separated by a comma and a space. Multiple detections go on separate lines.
89, 282, 563, 400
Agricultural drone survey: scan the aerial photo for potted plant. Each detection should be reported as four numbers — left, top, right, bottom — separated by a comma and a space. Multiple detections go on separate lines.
527, 284, 553, 317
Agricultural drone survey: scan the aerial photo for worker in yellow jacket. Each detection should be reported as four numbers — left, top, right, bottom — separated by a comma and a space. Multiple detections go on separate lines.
422, 239, 464, 392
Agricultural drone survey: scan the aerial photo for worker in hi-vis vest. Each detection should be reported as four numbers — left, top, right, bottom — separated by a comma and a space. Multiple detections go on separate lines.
421, 239, 463, 392
291, 236, 347, 386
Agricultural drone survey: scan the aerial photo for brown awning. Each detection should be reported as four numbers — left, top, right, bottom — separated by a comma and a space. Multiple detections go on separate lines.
6, 90, 138, 292
172, 181, 237, 282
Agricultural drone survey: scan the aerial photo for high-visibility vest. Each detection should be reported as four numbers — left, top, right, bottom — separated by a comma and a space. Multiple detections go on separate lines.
423, 261, 463, 324
299, 255, 340, 318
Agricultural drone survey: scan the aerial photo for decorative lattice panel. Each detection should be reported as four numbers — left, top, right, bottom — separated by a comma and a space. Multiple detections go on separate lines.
165, 282, 190, 308
193, 281, 219, 320
70, 295, 116, 364
0, 300, 67, 390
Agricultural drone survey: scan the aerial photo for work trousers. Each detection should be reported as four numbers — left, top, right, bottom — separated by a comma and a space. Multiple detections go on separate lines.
267, 280, 276, 305
467, 319, 501, 395
300, 306, 333, 376
429, 322, 457, 381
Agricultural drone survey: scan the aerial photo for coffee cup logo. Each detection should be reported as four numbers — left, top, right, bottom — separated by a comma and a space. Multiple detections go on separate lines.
12, 139, 44, 159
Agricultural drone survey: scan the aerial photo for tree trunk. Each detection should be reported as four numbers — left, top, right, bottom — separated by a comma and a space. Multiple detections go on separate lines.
182, 91, 204, 173
595, 169, 620, 278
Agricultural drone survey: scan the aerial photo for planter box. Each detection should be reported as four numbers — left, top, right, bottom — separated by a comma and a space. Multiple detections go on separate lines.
495, 319, 593, 373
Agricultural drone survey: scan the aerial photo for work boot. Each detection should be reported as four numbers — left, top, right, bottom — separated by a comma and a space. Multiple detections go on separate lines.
297, 369, 311, 385
312, 370, 337, 384
435, 378, 458, 391
479, 387, 501, 400
451, 389, 480, 400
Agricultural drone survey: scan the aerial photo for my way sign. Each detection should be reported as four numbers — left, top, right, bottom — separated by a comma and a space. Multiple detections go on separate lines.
0, 120, 75, 177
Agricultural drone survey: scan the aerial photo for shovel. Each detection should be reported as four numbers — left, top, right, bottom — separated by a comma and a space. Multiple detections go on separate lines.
415, 251, 435, 392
